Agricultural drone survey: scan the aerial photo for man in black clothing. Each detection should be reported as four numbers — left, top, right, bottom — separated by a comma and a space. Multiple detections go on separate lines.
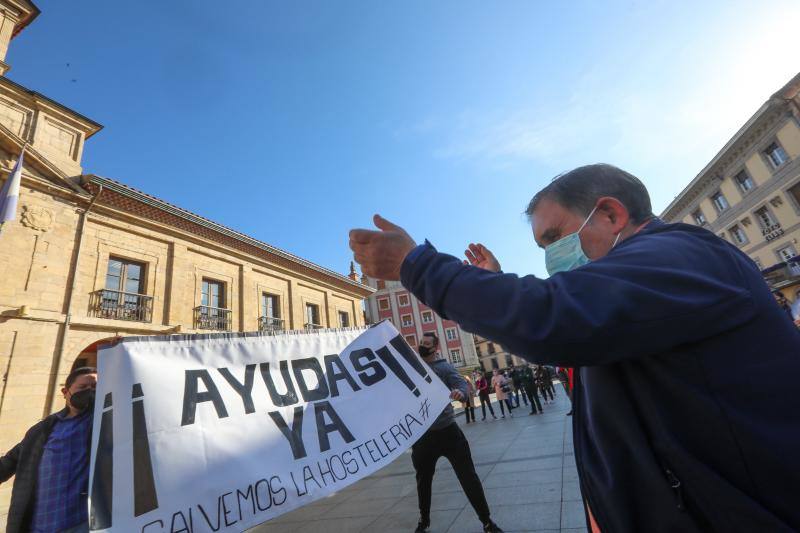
510, 368, 528, 408
520, 365, 543, 414
412, 332, 502, 533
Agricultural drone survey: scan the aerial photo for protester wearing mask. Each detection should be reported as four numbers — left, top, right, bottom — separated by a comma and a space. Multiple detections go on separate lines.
0, 366, 97, 533
350, 163, 800, 532
411, 333, 502, 533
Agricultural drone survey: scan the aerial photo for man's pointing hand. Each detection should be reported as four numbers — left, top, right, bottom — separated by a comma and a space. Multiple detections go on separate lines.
349, 214, 417, 281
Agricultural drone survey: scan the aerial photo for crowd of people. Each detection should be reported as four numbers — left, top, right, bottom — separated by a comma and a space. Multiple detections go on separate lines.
461, 365, 570, 422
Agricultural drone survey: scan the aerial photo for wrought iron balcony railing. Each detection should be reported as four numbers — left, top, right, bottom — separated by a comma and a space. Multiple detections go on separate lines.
89, 289, 153, 322
194, 306, 232, 331
304, 323, 324, 331
258, 316, 284, 333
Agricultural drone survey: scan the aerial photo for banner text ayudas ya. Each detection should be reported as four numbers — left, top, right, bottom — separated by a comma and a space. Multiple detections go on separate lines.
89, 322, 451, 533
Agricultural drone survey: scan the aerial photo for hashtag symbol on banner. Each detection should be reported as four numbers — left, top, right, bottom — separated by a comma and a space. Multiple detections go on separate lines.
419, 398, 431, 421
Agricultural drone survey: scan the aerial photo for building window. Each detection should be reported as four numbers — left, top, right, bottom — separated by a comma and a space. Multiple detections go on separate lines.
197, 279, 230, 330
405, 334, 417, 346
734, 171, 754, 194
450, 349, 463, 365
376, 280, 385, 290
480, 360, 487, 372
711, 191, 730, 213
692, 209, 707, 226
445, 327, 458, 341
94, 257, 152, 322
764, 142, 789, 170
777, 244, 797, 262
305, 303, 321, 328
729, 225, 748, 246
378, 298, 390, 310
491, 358, 499, 369
421, 310, 434, 323
261, 293, 280, 319
398, 294, 410, 307
788, 182, 800, 208
753, 258, 763, 270
202, 279, 225, 309
505, 354, 514, 367
338, 311, 350, 328
754, 206, 777, 230
487, 342, 496, 354
401, 314, 413, 327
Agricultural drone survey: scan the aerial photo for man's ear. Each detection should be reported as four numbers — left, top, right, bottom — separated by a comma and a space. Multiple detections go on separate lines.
61, 386, 69, 398
596, 196, 630, 231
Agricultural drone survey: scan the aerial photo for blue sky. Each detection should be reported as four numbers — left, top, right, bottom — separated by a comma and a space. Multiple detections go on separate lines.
8, 0, 799, 278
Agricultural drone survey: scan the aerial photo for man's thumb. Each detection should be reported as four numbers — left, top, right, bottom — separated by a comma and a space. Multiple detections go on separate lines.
373, 214, 402, 232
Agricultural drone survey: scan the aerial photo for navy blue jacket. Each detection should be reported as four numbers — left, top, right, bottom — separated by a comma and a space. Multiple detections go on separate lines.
400, 220, 800, 533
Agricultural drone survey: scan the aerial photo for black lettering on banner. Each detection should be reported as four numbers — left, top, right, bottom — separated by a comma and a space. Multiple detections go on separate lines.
236, 485, 256, 519
269, 407, 307, 459
389, 334, 433, 384
405, 413, 423, 431
314, 400, 356, 453
218, 365, 257, 414
349, 348, 387, 386
181, 370, 229, 426
260, 361, 299, 407
141, 519, 163, 532
270, 475, 287, 506
221, 491, 236, 527
342, 450, 359, 474
303, 465, 323, 490
317, 457, 335, 486
380, 430, 397, 453
292, 358, 330, 402
197, 499, 222, 532
375, 346, 420, 396
170, 510, 192, 533
253, 479, 273, 511
324, 354, 361, 397
328, 454, 348, 480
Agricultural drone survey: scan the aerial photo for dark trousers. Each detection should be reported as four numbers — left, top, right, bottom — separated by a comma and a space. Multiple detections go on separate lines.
463, 400, 476, 423
411, 424, 491, 524
512, 386, 528, 407
498, 397, 514, 416
525, 384, 543, 413
478, 393, 495, 419
540, 385, 554, 401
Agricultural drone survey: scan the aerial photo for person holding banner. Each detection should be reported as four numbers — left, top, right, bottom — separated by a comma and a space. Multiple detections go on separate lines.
349, 163, 800, 532
0, 367, 97, 533
413, 332, 502, 533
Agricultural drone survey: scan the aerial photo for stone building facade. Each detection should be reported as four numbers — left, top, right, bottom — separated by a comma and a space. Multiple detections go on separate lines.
662, 72, 800, 301
362, 277, 479, 372
473, 334, 526, 373
0, 2, 373, 525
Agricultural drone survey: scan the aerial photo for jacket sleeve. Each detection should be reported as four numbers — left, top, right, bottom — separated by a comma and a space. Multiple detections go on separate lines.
0, 442, 21, 483
400, 231, 757, 366
441, 364, 469, 398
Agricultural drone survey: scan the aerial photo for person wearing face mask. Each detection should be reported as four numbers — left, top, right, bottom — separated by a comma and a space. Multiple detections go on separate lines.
411, 332, 502, 533
349, 163, 800, 533
0, 366, 97, 533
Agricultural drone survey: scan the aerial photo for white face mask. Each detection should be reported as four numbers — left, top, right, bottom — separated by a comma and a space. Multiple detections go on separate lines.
544, 206, 620, 276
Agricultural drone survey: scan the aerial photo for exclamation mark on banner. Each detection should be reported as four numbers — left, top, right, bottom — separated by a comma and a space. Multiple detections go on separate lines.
132, 383, 159, 517
389, 335, 433, 384
375, 346, 422, 397
90, 393, 113, 530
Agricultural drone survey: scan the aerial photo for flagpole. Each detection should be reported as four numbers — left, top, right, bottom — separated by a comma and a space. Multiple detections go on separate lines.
0, 143, 27, 237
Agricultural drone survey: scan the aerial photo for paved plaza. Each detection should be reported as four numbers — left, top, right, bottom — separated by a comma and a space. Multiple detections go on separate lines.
253, 389, 587, 533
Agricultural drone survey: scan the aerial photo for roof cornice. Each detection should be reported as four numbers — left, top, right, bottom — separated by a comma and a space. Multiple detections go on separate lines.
84, 174, 374, 296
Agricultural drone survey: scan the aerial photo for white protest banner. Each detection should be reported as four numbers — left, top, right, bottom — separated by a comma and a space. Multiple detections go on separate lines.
88, 321, 450, 532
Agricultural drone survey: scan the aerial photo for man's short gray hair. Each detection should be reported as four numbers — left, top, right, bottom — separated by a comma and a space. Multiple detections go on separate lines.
525, 164, 654, 224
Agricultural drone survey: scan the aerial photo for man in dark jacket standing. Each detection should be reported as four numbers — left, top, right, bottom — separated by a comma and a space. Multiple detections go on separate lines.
412, 332, 502, 533
0, 367, 97, 533
350, 164, 800, 532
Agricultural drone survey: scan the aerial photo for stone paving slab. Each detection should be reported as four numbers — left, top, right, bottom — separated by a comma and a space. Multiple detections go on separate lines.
250, 390, 587, 532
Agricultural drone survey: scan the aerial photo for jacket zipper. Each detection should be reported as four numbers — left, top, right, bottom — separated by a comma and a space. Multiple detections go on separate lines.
664, 468, 686, 512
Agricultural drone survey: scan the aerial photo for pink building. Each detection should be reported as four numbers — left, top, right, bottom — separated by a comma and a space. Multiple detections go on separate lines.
363, 277, 479, 370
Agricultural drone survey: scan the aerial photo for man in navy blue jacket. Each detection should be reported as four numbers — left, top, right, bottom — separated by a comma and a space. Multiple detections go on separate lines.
349, 164, 800, 533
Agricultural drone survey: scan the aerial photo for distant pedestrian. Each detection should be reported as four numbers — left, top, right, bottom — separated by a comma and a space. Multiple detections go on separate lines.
475, 372, 496, 420
556, 367, 573, 416
521, 365, 543, 415
491, 369, 514, 418
510, 368, 528, 408
535, 365, 554, 403
463, 375, 476, 424
774, 291, 794, 321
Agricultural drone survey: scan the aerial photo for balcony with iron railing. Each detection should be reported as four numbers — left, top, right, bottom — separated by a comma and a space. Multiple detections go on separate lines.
304, 323, 324, 331
194, 306, 232, 331
258, 316, 284, 333
89, 289, 153, 322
